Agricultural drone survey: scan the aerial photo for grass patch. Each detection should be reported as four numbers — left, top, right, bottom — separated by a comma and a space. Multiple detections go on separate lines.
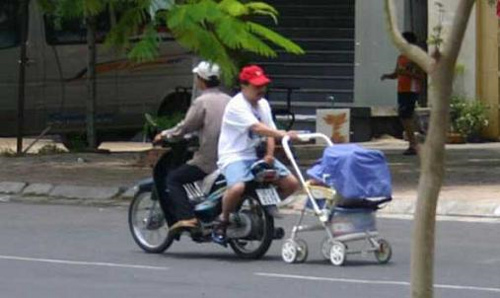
37, 144, 67, 155
0, 148, 17, 157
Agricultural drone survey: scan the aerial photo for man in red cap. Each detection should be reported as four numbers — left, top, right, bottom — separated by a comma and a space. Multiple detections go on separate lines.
213, 65, 301, 245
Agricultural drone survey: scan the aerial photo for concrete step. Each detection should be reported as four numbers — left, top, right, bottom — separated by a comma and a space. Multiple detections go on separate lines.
276, 27, 355, 39
270, 75, 353, 90
275, 4, 355, 16
267, 88, 353, 103
268, 51, 354, 64
290, 38, 355, 51
269, 0, 354, 5
261, 62, 354, 77
257, 16, 354, 28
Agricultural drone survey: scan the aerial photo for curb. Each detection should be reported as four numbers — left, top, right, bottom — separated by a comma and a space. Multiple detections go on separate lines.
0, 181, 132, 204
0, 180, 499, 218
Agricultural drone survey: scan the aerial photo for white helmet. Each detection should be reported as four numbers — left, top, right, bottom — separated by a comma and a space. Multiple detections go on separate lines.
192, 61, 221, 80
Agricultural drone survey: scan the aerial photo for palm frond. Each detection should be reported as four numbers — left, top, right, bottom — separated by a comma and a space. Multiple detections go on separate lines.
128, 25, 161, 62
215, 17, 276, 57
215, 17, 247, 48
218, 0, 249, 17
245, 2, 278, 23
244, 2, 279, 16
83, 0, 106, 17
106, 6, 149, 50
247, 22, 304, 54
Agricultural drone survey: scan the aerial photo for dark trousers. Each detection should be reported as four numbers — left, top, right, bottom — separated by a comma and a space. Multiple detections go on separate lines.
165, 164, 207, 221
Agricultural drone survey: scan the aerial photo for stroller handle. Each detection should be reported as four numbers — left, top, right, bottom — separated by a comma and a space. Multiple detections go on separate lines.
281, 133, 333, 182
281, 133, 334, 219
285, 132, 334, 146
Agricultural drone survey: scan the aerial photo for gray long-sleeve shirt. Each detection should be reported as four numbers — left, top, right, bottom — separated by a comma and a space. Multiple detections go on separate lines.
163, 88, 231, 174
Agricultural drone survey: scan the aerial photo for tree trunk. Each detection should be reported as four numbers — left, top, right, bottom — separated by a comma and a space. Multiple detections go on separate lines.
86, 16, 97, 149
409, 1, 476, 297
411, 62, 454, 298
383, 1, 477, 297
16, 0, 30, 155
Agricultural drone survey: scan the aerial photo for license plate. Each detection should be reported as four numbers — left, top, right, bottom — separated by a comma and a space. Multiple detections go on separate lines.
256, 187, 281, 206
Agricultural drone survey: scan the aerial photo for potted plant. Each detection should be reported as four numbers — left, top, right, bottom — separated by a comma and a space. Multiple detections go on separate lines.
449, 96, 489, 143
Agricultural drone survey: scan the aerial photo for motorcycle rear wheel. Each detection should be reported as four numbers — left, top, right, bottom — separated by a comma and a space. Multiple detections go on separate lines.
128, 190, 173, 253
229, 193, 275, 259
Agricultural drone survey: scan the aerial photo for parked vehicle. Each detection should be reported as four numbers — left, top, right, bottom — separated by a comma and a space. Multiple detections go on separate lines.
0, 0, 193, 144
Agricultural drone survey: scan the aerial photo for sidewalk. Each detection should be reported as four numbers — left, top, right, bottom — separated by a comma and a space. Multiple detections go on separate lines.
1, 137, 499, 217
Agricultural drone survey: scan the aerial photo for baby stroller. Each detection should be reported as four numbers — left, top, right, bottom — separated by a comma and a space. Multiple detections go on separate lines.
281, 133, 393, 266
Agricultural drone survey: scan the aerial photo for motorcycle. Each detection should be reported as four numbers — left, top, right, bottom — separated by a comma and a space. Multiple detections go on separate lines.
128, 139, 285, 259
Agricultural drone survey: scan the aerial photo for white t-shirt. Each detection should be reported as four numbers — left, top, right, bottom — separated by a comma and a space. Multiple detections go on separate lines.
217, 92, 277, 169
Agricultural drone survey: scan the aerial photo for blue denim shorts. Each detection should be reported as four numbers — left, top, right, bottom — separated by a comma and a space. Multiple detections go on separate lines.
222, 159, 291, 187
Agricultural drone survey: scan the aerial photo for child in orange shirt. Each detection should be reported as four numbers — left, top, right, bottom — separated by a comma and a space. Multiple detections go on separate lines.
381, 32, 425, 155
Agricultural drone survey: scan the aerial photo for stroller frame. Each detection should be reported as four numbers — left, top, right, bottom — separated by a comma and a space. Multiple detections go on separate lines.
281, 133, 392, 266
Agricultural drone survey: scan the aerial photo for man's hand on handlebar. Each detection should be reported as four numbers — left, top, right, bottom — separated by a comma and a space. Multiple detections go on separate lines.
263, 154, 275, 166
153, 133, 165, 146
284, 130, 301, 141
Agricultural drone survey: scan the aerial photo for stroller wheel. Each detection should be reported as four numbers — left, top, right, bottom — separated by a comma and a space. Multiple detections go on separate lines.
329, 241, 346, 266
321, 237, 333, 260
281, 239, 299, 263
374, 238, 392, 264
294, 239, 308, 263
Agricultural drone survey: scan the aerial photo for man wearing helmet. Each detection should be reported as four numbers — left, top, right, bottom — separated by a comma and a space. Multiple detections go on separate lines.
154, 61, 231, 234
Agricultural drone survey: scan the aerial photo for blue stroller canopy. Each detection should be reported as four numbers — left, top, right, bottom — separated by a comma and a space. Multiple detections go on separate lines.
306, 144, 392, 199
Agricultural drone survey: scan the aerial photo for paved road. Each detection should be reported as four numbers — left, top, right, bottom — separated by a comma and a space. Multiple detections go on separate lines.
0, 203, 499, 298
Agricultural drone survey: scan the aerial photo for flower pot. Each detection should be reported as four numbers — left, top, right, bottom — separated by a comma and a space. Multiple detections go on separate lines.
447, 132, 465, 144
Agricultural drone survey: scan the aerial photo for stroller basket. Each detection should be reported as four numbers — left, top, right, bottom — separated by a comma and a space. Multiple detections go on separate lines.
329, 207, 376, 237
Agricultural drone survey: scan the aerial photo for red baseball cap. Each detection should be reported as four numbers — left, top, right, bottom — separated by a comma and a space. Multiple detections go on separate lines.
239, 65, 271, 87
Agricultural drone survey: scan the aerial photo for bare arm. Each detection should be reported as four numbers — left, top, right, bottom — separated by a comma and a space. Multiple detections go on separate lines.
263, 136, 276, 164
250, 122, 287, 139
381, 62, 398, 80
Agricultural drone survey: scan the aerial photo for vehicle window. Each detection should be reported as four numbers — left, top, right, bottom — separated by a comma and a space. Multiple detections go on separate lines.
0, 0, 21, 49
44, 12, 111, 45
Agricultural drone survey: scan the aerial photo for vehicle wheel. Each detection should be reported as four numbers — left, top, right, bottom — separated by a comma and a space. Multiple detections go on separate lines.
374, 238, 392, 264
128, 191, 173, 253
229, 193, 274, 260
321, 237, 333, 260
329, 241, 346, 266
294, 238, 308, 263
281, 239, 299, 263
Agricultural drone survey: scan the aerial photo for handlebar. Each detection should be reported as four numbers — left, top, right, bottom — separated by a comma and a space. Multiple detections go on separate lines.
281, 132, 334, 218
282, 132, 333, 148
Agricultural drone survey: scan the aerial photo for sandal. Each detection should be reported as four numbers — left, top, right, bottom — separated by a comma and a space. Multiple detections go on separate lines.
169, 218, 199, 237
211, 219, 229, 247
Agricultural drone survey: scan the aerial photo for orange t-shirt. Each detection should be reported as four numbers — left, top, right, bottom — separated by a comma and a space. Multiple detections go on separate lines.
397, 55, 422, 93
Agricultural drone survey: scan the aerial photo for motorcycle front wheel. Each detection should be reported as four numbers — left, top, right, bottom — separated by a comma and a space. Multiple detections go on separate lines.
229, 193, 275, 259
128, 190, 173, 253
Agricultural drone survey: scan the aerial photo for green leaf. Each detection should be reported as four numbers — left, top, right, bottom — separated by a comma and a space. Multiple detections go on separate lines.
218, 0, 249, 17
247, 22, 304, 54
128, 25, 161, 62
245, 2, 278, 16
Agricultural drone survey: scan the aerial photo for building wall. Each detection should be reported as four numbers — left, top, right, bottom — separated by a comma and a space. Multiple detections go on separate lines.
354, 0, 406, 109
355, 0, 477, 108
428, 0, 477, 98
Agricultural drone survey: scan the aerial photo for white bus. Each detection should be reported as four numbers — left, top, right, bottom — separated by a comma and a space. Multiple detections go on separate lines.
0, 0, 194, 143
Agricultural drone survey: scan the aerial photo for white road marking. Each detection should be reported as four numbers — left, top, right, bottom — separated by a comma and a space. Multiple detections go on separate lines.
378, 213, 500, 223
255, 272, 500, 294
0, 255, 169, 271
